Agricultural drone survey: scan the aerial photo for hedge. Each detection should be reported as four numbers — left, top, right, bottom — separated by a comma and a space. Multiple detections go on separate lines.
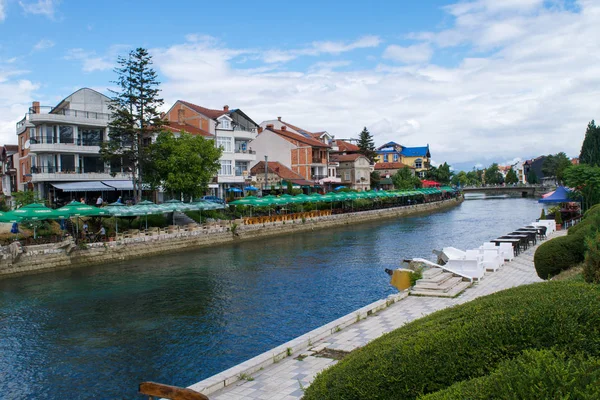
302, 281, 600, 400
420, 349, 600, 400
534, 232, 586, 279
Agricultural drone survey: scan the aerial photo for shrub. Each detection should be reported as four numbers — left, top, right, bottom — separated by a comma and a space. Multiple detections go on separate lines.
583, 231, 600, 283
420, 349, 600, 400
555, 210, 563, 225
302, 281, 600, 400
539, 209, 546, 220
534, 233, 586, 279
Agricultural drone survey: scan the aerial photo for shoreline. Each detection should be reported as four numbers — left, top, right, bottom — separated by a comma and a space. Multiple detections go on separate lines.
0, 197, 463, 279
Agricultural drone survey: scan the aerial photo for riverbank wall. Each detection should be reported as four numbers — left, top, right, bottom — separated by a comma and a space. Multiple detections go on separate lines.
0, 197, 463, 278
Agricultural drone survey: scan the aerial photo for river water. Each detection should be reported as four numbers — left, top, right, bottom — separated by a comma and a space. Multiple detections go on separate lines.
0, 196, 542, 399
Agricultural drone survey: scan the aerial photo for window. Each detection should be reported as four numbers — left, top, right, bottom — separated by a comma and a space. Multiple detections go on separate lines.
45, 125, 55, 144
235, 161, 249, 176
80, 128, 104, 146
61, 155, 75, 172
216, 136, 232, 152
415, 158, 423, 169
59, 126, 74, 144
81, 156, 105, 173
393, 154, 399, 162
219, 160, 232, 175
220, 119, 230, 129
344, 171, 351, 181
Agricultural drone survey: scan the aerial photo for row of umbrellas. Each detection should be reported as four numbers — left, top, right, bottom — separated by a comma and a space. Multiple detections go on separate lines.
229, 188, 450, 207
0, 199, 226, 223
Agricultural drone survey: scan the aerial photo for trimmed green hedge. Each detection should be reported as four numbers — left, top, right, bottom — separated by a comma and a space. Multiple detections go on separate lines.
302, 282, 600, 400
420, 349, 600, 400
534, 233, 586, 279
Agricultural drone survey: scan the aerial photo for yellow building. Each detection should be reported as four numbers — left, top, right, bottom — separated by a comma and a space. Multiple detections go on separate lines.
375, 142, 431, 178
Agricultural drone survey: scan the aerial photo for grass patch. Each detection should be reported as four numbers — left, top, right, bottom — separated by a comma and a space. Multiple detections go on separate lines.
552, 264, 584, 282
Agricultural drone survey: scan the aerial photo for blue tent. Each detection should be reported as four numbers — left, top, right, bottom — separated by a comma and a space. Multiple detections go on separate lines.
538, 186, 572, 203
227, 187, 243, 193
334, 186, 346, 191
244, 186, 259, 191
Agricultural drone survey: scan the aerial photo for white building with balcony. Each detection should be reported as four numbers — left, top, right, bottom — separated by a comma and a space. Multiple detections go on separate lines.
16, 88, 131, 201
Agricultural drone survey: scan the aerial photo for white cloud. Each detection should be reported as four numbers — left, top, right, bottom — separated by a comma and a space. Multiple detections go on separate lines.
0, 0, 6, 21
64, 45, 130, 72
383, 43, 433, 64
150, 1, 600, 167
19, 0, 59, 19
33, 39, 55, 51
0, 67, 39, 144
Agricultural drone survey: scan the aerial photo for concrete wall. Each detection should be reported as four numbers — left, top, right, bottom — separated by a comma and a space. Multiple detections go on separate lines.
0, 198, 463, 279
249, 130, 293, 170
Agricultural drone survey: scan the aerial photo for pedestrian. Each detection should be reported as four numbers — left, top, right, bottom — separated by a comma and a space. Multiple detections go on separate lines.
83, 222, 89, 234
80, 197, 85, 204
96, 195, 103, 206
117, 196, 122, 204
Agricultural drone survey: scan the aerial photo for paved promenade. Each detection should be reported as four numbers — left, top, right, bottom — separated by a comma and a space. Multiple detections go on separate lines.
204, 230, 564, 400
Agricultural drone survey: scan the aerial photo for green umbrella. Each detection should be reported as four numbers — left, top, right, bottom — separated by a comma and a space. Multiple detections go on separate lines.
104, 202, 135, 234
4, 203, 67, 239
57, 201, 110, 217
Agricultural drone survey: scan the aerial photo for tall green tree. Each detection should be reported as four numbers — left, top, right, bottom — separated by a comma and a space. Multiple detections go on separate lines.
484, 163, 503, 185
146, 132, 222, 201
542, 152, 572, 184
527, 169, 539, 184
563, 164, 600, 211
100, 48, 164, 202
451, 171, 468, 187
392, 166, 422, 190
579, 120, 600, 166
357, 127, 377, 163
505, 168, 519, 184
370, 171, 381, 189
426, 162, 453, 185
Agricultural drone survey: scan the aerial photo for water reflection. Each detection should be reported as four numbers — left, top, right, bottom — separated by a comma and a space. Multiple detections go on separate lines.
0, 198, 542, 399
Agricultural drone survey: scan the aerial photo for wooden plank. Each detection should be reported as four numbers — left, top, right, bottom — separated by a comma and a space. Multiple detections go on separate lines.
139, 382, 209, 400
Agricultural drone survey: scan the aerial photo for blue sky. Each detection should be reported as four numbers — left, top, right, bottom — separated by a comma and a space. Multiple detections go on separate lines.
0, 0, 597, 171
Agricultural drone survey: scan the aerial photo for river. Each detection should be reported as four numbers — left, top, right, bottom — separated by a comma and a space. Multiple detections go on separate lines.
0, 196, 542, 399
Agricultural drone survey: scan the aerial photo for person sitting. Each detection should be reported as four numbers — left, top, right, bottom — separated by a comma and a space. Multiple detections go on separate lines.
117, 196, 123, 204
96, 196, 103, 206
82, 222, 89, 235
97, 226, 107, 241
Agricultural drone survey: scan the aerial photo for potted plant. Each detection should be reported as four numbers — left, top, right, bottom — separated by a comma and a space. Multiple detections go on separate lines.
539, 209, 546, 220
555, 210, 563, 230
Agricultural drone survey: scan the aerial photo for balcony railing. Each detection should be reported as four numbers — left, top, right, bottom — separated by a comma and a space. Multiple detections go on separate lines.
234, 148, 256, 154
312, 158, 327, 164
30, 137, 103, 146
29, 106, 111, 120
312, 175, 328, 181
31, 166, 110, 174
233, 126, 257, 134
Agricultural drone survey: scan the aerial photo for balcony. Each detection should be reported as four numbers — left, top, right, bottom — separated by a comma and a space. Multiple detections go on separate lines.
30, 166, 129, 183
312, 174, 328, 181
16, 106, 110, 132
311, 157, 327, 165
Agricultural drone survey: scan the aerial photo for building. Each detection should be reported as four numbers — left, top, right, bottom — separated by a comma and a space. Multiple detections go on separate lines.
250, 161, 316, 190
253, 118, 331, 187
15, 88, 132, 202
373, 161, 414, 189
330, 154, 371, 191
0, 145, 19, 204
375, 142, 431, 178
524, 156, 549, 185
163, 100, 258, 197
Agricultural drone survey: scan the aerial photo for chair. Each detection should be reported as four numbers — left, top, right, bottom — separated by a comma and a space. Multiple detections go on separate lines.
479, 248, 503, 271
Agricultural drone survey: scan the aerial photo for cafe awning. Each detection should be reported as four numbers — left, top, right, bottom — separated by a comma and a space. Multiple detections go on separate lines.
52, 181, 112, 192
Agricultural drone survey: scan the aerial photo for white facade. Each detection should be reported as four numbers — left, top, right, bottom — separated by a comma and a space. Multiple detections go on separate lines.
249, 130, 294, 171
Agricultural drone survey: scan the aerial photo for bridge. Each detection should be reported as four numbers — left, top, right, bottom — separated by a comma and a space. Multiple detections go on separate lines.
461, 185, 548, 198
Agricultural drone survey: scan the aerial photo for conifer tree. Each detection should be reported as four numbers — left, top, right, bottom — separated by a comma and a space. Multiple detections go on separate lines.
579, 120, 600, 166
357, 127, 377, 164
100, 48, 164, 202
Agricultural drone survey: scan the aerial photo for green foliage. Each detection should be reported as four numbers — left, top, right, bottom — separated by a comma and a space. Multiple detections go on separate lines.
303, 281, 600, 400
483, 163, 503, 184
0, 197, 9, 212
425, 162, 453, 185
534, 232, 586, 279
392, 166, 422, 190
451, 171, 468, 187
11, 191, 39, 208
139, 214, 168, 228
369, 171, 380, 189
286, 180, 293, 194
505, 168, 519, 184
555, 210, 563, 225
563, 163, 600, 211
146, 132, 222, 201
579, 120, 600, 166
409, 268, 423, 286
527, 169, 539, 184
583, 231, 600, 283
540, 209, 546, 220
357, 127, 377, 163
421, 349, 600, 400
542, 152, 572, 184
100, 47, 163, 202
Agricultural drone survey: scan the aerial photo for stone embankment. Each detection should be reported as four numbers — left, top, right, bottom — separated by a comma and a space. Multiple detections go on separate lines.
0, 197, 462, 278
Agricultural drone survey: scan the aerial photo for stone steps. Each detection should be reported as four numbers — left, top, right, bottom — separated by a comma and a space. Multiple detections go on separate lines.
410, 267, 472, 298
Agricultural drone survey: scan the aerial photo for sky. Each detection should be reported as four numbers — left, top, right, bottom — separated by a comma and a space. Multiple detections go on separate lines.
0, 0, 598, 171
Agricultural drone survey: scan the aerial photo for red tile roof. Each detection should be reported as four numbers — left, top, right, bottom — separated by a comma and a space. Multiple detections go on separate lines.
334, 140, 359, 152
179, 100, 229, 119
250, 161, 305, 180
374, 162, 413, 170
267, 127, 330, 148
280, 120, 314, 135
330, 154, 367, 162
163, 122, 213, 137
